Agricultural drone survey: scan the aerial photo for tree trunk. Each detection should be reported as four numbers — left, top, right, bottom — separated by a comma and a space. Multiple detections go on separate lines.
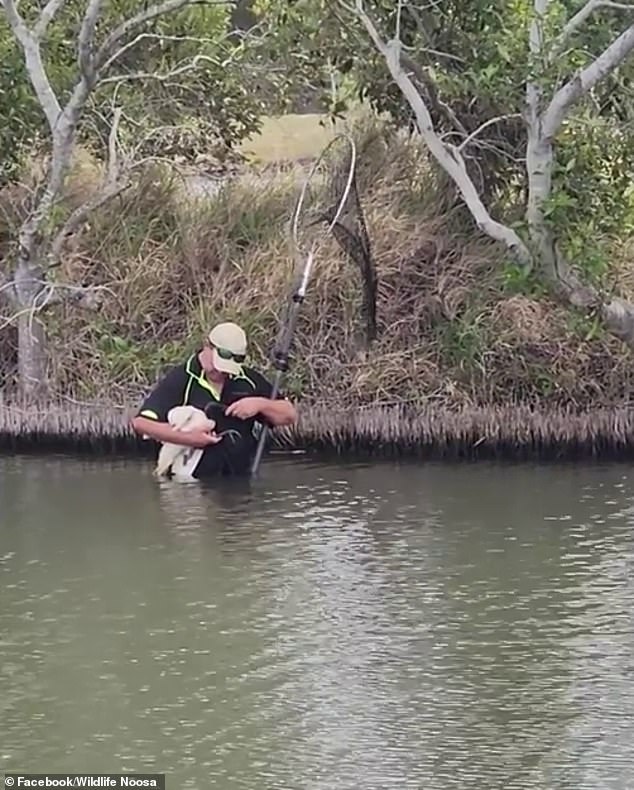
17, 311, 48, 401
13, 258, 49, 401
525, 134, 558, 276
602, 298, 634, 346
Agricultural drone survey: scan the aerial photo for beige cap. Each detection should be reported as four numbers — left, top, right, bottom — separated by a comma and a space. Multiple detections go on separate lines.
208, 322, 247, 375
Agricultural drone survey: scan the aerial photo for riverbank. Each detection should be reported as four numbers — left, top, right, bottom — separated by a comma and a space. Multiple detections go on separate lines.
3, 116, 634, 448
3, 400, 634, 460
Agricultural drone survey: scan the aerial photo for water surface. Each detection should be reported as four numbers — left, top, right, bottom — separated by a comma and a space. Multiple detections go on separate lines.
1, 454, 633, 789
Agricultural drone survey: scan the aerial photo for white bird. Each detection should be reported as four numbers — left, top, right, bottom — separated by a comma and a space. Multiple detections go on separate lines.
154, 405, 216, 481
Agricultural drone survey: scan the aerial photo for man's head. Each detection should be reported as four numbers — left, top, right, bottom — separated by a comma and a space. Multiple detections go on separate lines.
200, 321, 247, 377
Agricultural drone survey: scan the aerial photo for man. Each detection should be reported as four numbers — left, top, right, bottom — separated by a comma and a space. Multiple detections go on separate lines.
131, 321, 297, 478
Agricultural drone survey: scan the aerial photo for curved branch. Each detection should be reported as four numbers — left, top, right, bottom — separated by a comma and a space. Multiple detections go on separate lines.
352, 0, 533, 266
48, 108, 128, 270
79, 0, 106, 77
554, 0, 634, 54
0, 0, 62, 132
0, 281, 114, 329
34, 0, 67, 38
99, 53, 228, 86
95, 0, 225, 71
457, 114, 522, 152
543, 24, 634, 139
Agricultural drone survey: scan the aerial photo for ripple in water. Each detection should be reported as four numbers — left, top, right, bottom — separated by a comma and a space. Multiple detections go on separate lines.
1, 456, 633, 789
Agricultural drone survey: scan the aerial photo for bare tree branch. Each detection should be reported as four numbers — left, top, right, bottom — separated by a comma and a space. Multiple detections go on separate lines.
1, 0, 108, 260
543, 24, 634, 139
0, 282, 114, 329
395, 0, 403, 42
525, 0, 552, 268
1, 0, 30, 44
34, 0, 67, 39
457, 114, 522, 152
17, 150, 69, 265
99, 32, 226, 71
345, 0, 634, 347
352, 0, 533, 266
99, 53, 229, 86
555, 0, 634, 52
106, 106, 124, 181
400, 52, 468, 135
0, 0, 62, 132
79, 0, 106, 77
47, 177, 130, 270
47, 108, 129, 270
94, 0, 226, 71
99, 13, 265, 78
0, 276, 17, 306
2, 0, 246, 397
406, 2, 435, 48
15, 1, 114, 268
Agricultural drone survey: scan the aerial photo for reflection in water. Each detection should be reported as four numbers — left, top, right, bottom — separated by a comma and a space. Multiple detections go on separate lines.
1, 455, 634, 789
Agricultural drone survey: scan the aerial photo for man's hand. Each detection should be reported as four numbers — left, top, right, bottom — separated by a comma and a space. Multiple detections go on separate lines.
186, 429, 224, 448
225, 396, 265, 420
131, 415, 223, 448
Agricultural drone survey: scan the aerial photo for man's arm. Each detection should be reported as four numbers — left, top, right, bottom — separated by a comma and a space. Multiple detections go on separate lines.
131, 415, 221, 447
224, 395, 297, 426
129, 364, 220, 447
225, 368, 298, 427
254, 396, 297, 427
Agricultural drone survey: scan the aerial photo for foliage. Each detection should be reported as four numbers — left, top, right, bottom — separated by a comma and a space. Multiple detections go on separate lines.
0, 0, 284, 185
0, 15, 63, 182
547, 112, 634, 283
254, 0, 634, 289
4, 119, 634, 409
251, 0, 361, 117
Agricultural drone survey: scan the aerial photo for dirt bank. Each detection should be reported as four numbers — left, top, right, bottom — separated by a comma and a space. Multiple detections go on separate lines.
2, 119, 634, 457
2, 400, 634, 461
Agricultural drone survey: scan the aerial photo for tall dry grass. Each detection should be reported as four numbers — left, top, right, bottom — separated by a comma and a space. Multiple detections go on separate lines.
2, 116, 634, 418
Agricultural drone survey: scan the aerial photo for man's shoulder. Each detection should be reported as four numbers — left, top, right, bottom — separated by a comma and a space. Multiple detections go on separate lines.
142, 359, 189, 399
157, 356, 193, 381
230, 365, 288, 400
137, 356, 190, 419
242, 364, 267, 379
237, 365, 271, 387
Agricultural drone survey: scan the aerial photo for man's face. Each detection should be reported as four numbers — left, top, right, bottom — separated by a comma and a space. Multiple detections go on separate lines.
199, 342, 217, 374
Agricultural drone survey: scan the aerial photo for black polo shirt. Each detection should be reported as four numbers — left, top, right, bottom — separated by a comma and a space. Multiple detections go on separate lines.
137, 353, 284, 477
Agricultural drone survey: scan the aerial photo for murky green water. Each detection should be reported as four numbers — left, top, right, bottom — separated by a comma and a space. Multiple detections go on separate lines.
1, 453, 633, 789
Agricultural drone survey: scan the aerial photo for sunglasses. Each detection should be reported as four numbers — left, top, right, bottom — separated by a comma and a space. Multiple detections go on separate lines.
212, 344, 246, 363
